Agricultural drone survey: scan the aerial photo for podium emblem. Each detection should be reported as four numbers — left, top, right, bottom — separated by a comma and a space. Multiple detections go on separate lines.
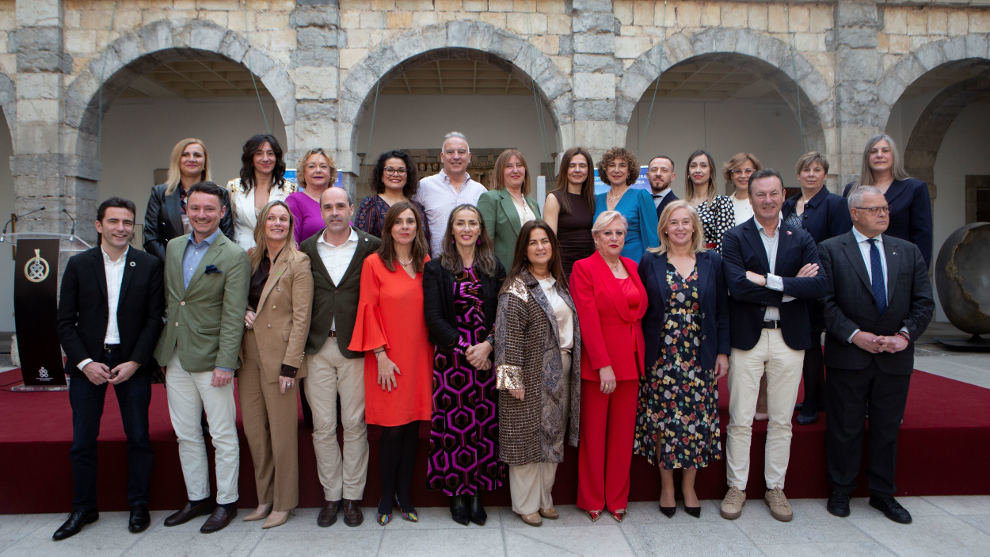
24, 249, 50, 283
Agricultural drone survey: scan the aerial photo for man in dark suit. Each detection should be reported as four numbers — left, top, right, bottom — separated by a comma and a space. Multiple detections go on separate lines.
719, 169, 826, 523
819, 185, 933, 524
300, 186, 381, 528
647, 155, 678, 220
54, 197, 164, 540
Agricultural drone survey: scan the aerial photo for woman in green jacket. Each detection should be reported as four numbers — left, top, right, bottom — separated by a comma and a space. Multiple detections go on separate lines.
478, 149, 542, 269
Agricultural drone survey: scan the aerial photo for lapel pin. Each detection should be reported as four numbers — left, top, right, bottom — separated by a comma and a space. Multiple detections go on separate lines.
786, 230, 792, 235
129, 261, 136, 267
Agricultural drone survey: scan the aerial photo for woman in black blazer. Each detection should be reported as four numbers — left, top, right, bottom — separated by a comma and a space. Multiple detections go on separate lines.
144, 138, 233, 262
633, 200, 729, 519
842, 134, 932, 267
423, 204, 506, 526
783, 152, 851, 424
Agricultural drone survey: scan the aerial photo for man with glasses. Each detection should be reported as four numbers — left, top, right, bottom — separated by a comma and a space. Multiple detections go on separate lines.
818, 185, 933, 524
414, 131, 487, 256
719, 169, 826, 523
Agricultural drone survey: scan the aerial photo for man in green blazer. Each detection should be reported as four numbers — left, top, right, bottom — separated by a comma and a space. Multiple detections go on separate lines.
154, 182, 249, 534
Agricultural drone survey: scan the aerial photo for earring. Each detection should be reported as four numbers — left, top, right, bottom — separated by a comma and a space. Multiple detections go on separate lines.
476, 238, 481, 246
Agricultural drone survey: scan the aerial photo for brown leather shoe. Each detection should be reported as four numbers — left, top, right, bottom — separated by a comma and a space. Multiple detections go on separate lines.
317, 500, 340, 527
200, 505, 237, 533
164, 500, 214, 527
342, 499, 364, 527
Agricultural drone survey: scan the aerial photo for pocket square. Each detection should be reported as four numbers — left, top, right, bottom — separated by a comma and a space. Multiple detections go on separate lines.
205, 265, 222, 275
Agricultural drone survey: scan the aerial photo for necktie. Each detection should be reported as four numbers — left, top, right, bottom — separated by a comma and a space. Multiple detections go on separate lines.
869, 238, 887, 313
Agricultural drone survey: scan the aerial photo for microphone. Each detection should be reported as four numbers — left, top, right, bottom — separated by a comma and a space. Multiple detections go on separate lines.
62, 208, 76, 241
0, 206, 45, 243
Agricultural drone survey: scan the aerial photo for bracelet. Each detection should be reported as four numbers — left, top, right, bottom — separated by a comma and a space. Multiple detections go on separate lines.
896, 331, 911, 342
374, 348, 385, 355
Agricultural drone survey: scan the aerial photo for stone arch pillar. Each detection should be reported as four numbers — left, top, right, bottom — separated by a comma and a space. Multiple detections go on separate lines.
336, 20, 573, 175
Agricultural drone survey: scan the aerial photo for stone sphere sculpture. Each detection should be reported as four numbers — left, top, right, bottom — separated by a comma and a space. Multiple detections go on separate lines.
935, 222, 990, 335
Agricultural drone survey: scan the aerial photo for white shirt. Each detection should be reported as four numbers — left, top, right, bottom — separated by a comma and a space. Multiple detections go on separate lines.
732, 195, 754, 225
226, 178, 294, 251
513, 196, 536, 226
414, 170, 487, 257
851, 227, 888, 293
77, 246, 128, 370
652, 188, 672, 209
754, 216, 795, 321
539, 277, 574, 351
317, 227, 359, 330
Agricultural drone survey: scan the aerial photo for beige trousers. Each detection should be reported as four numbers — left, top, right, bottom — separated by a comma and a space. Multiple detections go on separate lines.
238, 330, 299, 511
305, 337, 369, 501
165, 354, 239, 504
726, 328, 804, 491
509, 463, 558, 515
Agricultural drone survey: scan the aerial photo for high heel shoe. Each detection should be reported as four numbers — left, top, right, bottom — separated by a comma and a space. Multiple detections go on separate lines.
609, 509, 626, 523
262, 510, 289, 529
449, 495, 469, 526
243, 503, 272, 522
586, 509, 603, 522
394, 494, 418, 523
468, 494, 487, 526
684, 505, 701, 518
376, 512, 391, 526
659, 504, 676, 518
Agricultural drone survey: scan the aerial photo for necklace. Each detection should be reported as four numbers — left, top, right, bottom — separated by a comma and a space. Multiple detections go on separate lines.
606, 186, 627, 206
398, 257, 413, 266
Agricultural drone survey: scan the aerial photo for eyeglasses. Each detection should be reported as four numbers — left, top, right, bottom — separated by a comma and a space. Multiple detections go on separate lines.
731, 168, 756, 175
384, 167, 407, 175
856, 205, 890, 215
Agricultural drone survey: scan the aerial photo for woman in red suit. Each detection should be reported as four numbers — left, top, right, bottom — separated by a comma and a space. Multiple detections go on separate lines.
569, 210, 648, 522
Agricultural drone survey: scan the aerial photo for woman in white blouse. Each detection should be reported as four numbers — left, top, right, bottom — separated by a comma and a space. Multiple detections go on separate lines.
722, 152, 763, 226
477, 149, 541, 269
227, 134, 296, 251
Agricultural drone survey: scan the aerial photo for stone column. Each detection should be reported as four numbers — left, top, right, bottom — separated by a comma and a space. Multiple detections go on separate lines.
569, 0, 623, 161
12, 0, 91, 240
290, 1, 344, 191
834, 0, 883, 187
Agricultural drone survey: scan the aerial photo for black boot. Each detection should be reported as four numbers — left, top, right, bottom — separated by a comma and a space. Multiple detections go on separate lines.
450, 495, 469, 525
469, 493, 487, 526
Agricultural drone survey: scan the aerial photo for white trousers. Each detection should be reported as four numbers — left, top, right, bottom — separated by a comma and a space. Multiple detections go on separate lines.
305, 337, 369, 501
165, 354, 240, 504
726, 328, 804, 491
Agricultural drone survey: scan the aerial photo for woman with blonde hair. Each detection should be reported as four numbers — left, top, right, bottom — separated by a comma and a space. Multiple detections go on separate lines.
684, 149, 733, 252
239, 200, 313, 529
227, 134, 296, 251
144, 137, 232, 262
635, 200, 729, 518
723, 152, 762, 226
286, 147, 337, 246
478, 149, 542, 268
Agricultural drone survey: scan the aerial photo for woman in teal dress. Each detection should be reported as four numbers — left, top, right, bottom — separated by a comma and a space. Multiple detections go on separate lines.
593, 147, 658, 263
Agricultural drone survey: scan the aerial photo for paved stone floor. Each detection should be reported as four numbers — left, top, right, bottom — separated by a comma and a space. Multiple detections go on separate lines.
1, 496, 989, 556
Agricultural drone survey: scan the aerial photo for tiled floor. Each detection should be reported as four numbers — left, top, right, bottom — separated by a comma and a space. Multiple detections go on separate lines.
2, 496, 989, 556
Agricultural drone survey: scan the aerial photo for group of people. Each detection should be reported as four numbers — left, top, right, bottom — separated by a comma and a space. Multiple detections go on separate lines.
52, 130, 933, 542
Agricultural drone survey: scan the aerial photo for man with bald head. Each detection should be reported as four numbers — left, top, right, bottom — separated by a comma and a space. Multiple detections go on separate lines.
415, 131, 487, 256
299, 186, 381, 528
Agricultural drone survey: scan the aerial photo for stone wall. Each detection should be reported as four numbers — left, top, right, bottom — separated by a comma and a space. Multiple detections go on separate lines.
0, 0, 987, 234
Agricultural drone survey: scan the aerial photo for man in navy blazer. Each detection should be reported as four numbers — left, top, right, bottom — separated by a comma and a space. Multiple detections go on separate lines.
54, 197, 164, 540
719, 169, 826, 523
819, 185, 933, 524
647, 155, 678, 220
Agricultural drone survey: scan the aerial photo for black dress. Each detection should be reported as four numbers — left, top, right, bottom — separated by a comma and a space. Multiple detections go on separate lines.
551, 190, 595, 276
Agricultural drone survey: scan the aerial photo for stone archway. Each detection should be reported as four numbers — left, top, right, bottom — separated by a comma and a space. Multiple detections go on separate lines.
617, 27, 831, 154
0, 71, 14, 146
337, 20, 573, 173
63, 18, 296, 177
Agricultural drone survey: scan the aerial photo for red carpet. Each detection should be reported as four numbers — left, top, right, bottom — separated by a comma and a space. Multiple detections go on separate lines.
1, 367, 988, 514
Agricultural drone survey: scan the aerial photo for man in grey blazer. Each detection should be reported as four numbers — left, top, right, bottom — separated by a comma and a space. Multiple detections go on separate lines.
818, 185, 933, 524
300, 187, 381, 528
154, 182, 250, 533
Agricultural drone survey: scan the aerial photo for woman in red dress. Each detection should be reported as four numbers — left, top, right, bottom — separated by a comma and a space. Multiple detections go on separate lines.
349, 202, 433, 526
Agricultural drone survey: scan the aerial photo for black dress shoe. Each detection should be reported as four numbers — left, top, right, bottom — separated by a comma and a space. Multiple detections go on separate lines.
870, 495, 912, 524
164, 499, 214, 527
796, 412, 819, 425
827, 492, 851, 517
128, 505, 150, 533
342, 499, 364, 527
317, 499, 340, 527
200, 505, 237, 533
450, 495, 469, 526
469, 494, 487, 526
52, 510, 98, 541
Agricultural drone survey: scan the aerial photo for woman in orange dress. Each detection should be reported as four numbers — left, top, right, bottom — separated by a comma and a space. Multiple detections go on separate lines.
349, 201, 433, 526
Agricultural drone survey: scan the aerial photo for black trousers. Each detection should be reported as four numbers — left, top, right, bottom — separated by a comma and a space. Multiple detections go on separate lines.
799, 330, 826, 415
69, 348, 153, 511
826, 361, 910, 497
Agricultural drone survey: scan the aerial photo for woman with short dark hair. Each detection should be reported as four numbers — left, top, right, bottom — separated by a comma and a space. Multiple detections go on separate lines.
355, 150, 431, 248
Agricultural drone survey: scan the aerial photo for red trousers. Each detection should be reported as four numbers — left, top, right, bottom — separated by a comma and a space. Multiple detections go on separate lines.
577, 379, 638, 512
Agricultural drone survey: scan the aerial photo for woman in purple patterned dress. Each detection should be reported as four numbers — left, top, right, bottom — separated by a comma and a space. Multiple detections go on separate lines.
423, 204, 506, 526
